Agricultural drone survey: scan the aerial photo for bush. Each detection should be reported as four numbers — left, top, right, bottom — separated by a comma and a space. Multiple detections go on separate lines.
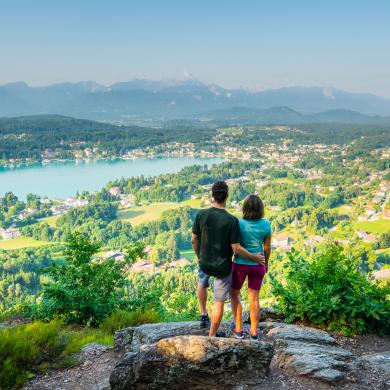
0, 319, 116, 389
100, 307, 162, 334
271, 243, 390, 335
37, 233, 131, 326
0, 320, 65, 389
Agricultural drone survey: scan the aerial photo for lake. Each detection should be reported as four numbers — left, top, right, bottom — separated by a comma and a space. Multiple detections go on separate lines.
0, 157, 222, 200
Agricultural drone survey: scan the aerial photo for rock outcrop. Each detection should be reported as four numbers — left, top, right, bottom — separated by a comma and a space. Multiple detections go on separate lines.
114, 321, 209, 353
110, 335, 274, 390
362, 351, 390, 374
109, 320, 386, 389
266, 323, 360, 384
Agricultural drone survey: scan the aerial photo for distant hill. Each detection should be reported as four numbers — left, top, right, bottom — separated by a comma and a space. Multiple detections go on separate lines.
1, 79, 390, 122
200, 107, 390, 125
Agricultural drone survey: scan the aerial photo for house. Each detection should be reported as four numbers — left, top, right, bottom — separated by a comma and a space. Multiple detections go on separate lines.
65, 197, 89, 208
166, 258, 191, 269
109, 187, 122, 197
372, 268, 390, 280
102, 250, 125, 261
130, 259, 155, 274
363, 234, 377, 244
272, 233, 291, 249
381, 210, 390, 220
0, 227, 21, 240
356, 231, 368, 239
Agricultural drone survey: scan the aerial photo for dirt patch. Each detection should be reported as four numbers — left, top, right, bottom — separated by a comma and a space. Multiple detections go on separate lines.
23, 350, 120, 390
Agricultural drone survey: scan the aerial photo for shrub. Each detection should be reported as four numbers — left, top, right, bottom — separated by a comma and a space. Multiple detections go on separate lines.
271, 243, 390, 335
100, 307, 162, 334
0, 319, 116, 389
0, 320, 65, 389
37, 233, 131, 325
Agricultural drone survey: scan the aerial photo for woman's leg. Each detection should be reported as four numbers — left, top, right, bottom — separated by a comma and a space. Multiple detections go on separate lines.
230, 288, 242, 332
248, 288, 260, 335
230, 263, 247, 332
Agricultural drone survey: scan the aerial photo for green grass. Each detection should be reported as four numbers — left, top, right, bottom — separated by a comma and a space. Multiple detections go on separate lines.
0, 236, 52, 250
39, 215, 60, 227
117, 203, 182, 225
352, 219, 390, 235
333, 204, 353, 216
180, 249, 196, 262
181, 198, 203, 208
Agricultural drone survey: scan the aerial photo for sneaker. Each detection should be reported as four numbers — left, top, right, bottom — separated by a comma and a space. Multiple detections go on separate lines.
216, 331, 227, 338
200, 314, 210, 329
249, 331, 259, 341
232, 327, 244, 339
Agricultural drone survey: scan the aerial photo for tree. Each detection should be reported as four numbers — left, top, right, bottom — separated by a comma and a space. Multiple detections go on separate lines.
38, 233, 129, 325
379, 232, 390, 249
271, 243, 390, 335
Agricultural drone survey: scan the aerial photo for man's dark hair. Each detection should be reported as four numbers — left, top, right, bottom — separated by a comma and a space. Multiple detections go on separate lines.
211, 181, 229, 203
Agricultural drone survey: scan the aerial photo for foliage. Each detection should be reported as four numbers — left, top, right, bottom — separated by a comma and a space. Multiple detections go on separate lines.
100, 307, 162, 334
271, 243, 390, 335
0, 320, 65, 389
379, 232, 390, 249
37, 233, 132, 325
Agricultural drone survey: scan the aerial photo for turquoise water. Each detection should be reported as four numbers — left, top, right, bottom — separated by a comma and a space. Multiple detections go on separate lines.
0, 157, 222, 200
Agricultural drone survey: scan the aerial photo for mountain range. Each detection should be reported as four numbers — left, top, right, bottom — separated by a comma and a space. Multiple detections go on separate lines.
1, 78, 390, 123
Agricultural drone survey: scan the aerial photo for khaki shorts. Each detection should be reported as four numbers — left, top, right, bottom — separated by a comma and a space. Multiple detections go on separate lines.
198, 268, 230, 302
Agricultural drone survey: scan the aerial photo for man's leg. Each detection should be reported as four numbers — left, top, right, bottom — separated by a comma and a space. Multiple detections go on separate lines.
197, 282, 208, 316
230, 288, 242, 332
209, 300, 224, 336
248, 288, 260, 335
209, 275, 230, 337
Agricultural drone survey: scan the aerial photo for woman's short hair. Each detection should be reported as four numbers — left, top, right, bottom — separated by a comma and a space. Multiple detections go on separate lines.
212, 181, 229, 203
242, 194, 265, 220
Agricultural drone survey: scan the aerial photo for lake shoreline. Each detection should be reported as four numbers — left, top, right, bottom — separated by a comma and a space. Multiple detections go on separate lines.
0, 156, 223, 200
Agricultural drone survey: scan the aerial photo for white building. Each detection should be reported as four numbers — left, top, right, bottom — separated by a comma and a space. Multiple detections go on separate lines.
0, 227, 21, 240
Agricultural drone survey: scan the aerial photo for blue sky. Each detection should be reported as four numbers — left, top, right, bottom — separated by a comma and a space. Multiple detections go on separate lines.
1, 0, 390, 96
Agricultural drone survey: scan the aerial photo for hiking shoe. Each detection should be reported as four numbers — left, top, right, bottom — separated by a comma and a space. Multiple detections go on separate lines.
249, 331, 259, 341
216, 331, 227, 338
200, 314, 210, 329
232, 327, 244, 339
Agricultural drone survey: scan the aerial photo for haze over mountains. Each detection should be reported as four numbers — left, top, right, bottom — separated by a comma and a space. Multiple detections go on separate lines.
1, 78, 390, 124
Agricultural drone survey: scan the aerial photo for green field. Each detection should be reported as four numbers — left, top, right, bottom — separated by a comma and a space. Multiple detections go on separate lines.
180, 249, 196, 262
0, 236, 52, 250
353, 219, 390, 235
39, 215, 60, 227
117, 203, 182, 225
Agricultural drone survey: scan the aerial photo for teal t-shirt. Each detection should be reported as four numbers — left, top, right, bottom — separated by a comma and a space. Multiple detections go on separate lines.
234, 218, 272, 266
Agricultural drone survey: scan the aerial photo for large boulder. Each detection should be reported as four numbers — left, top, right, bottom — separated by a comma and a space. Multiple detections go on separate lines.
267, 323, 360, 384
110, 335, 274, 390
362, 351, 390, 374
114, 321, 208, 353
267, 323, 336, 345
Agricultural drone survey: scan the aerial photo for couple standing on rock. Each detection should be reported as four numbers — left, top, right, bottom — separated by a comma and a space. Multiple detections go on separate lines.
192, 180, 272, 340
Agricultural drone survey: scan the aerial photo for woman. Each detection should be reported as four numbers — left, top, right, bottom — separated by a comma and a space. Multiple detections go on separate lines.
230, 194, 272, 340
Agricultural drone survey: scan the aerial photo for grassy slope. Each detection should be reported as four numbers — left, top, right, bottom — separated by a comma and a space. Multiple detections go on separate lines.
117, 203, 182, 225
0, 236, 51, 250
352, 219, 390, 235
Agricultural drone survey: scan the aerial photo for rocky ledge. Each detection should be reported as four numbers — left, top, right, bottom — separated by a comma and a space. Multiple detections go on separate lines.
109, 320, 390, 389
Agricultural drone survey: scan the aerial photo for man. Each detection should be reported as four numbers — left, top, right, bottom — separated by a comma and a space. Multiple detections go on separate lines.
192, 181, 265, 337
